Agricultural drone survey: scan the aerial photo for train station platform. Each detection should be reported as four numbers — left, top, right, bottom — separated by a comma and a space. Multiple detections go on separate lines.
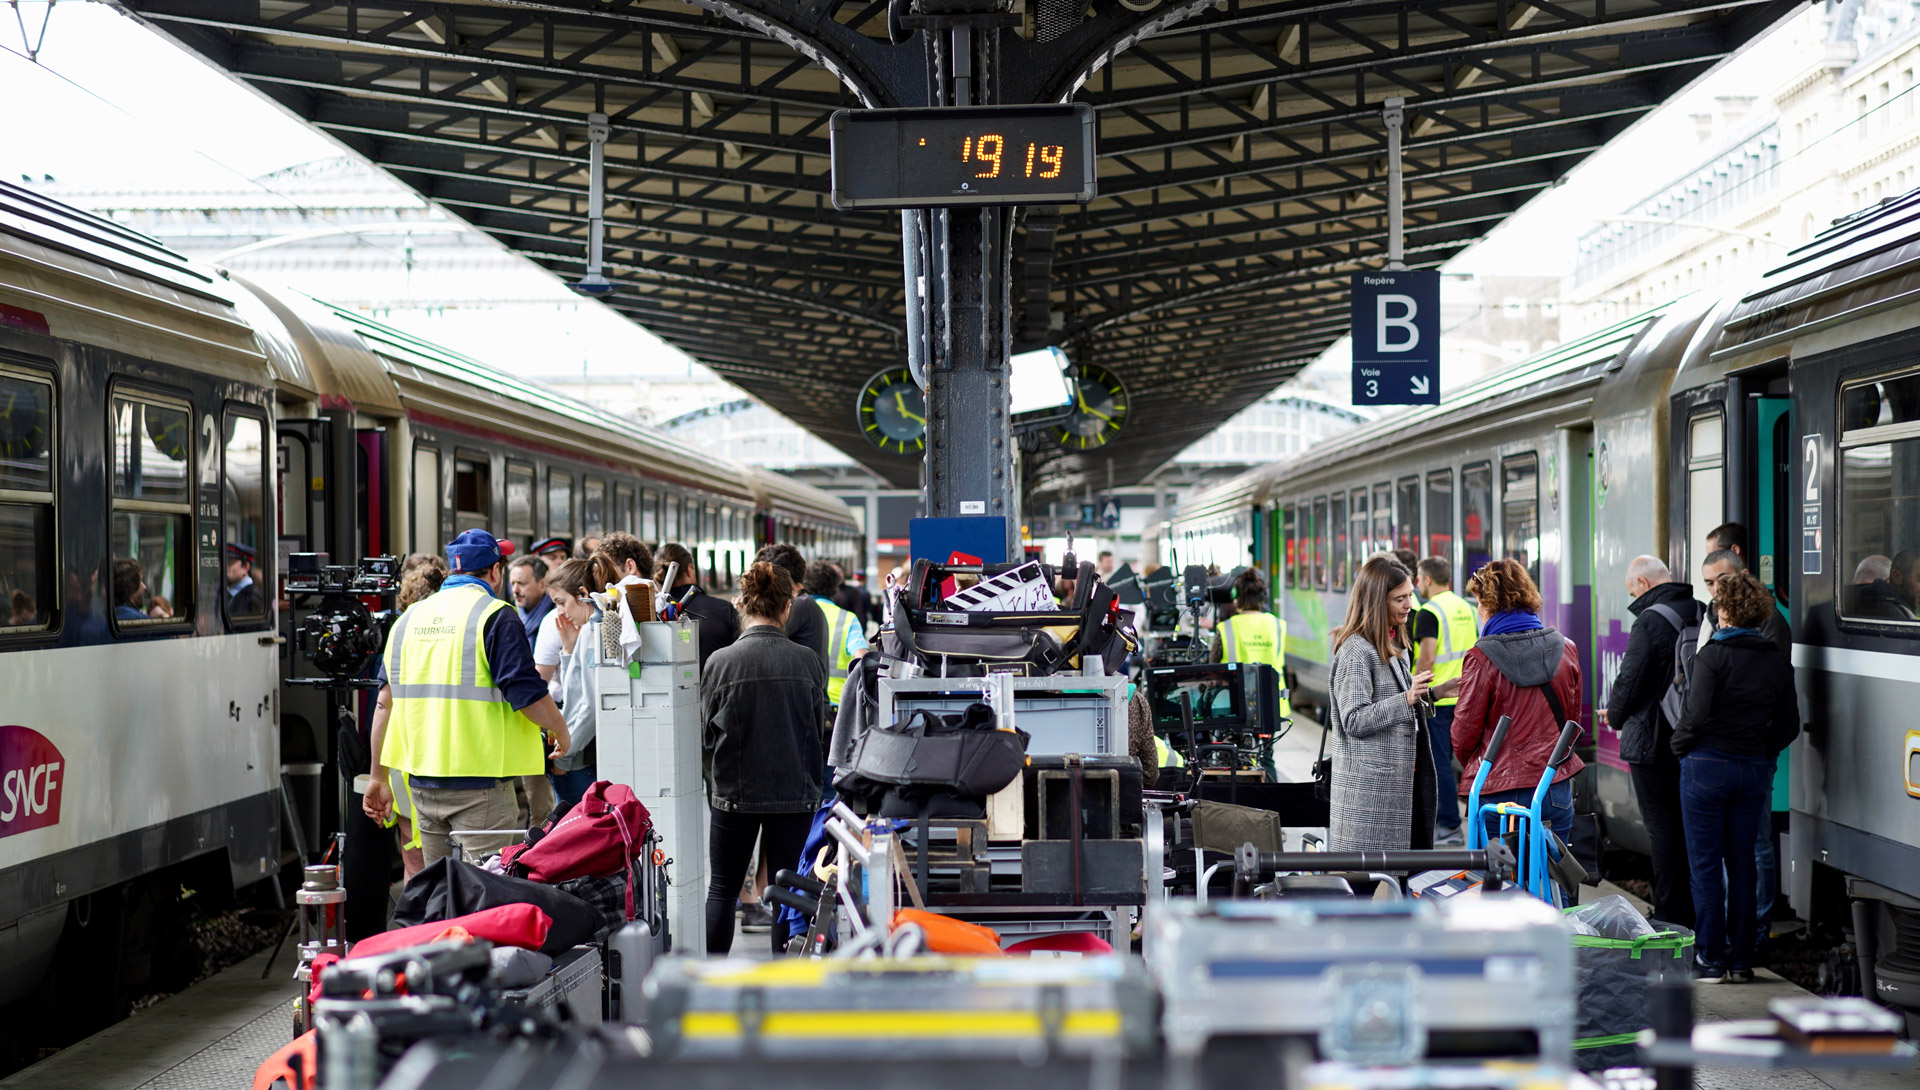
6, 717, 1909, 1090
0, 947, 300, 1090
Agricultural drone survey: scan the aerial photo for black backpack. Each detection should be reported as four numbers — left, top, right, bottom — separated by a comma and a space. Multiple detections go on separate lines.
1645, 602, 1703, 727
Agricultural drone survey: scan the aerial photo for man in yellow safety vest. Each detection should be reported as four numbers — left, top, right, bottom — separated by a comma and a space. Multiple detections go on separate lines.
1211, 568, 1289, 780
365, 529, 571, 865
803, 561, 868, 708
1413, 556, 1476, 844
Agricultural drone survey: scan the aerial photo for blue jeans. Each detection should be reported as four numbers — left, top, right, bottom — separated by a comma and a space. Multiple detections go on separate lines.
1755, 816, 1777, 924
1428, 705, 1461, 832
548, 766, 597, 808
1679, 749, 1772, 971
1475, 779, 1573, 845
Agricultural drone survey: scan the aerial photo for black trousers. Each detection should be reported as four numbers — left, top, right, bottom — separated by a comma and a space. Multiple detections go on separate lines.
1629, 745, 1696, 929
706, 806, 814, 956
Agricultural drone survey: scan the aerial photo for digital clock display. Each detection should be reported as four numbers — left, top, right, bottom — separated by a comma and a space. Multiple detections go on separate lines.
829, 104, 1097, 210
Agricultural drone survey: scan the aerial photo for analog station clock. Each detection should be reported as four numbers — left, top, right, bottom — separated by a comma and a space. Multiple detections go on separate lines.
856, 366, 927, 454
1055, 362, 1129, 449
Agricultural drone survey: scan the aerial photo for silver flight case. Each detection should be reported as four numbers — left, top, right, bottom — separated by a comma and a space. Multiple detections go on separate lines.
1146, 893, 1574, 1067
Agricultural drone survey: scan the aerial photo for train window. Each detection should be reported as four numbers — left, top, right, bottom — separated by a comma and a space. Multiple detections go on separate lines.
222, 411, 268, 624
1462, 462, 1493, 581
1349, 488, 1368, 570
669, 496, 683, 540
1426, 470, 1455, 581
0, 368, 54, 633
506, 463, 536, 544
454, 454, 491, 528
547, 469, 572, 539
1502, 453, 1540, 584
1687, 412, 1725, 588
1330, 493, 1348, 591
1281, 504, 1296, 589
1312, 495, 1329, 589
642, 489, 658, 541
412, 446, 440, 552
1372, 483, 1391, 557
1396, 477, 1421, 554
1841, 371, 1920, 431
110, 392, 192, 629
1838, 372, 1920, 623
583, 478, 606, 536
615, 484, 635, 533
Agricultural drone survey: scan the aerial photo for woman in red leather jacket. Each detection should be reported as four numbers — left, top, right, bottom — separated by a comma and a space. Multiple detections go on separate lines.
1451, 558, 1585, 844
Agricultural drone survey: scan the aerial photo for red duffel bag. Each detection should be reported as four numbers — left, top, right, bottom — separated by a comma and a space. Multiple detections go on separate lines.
501, 781, 652, 887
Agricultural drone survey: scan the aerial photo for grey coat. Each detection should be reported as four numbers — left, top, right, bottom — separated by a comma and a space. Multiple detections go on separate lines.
1327, 635, 1437, 851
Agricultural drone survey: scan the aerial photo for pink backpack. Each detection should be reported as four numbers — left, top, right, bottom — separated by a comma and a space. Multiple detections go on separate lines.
502, 782, 652, 894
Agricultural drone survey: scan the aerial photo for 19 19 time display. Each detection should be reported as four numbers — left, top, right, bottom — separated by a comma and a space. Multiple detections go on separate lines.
830, 104, 1097, 209
957, 134, 1066, 180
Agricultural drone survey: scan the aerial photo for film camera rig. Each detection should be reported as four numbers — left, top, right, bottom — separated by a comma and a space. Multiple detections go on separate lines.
286, 553, 400, 686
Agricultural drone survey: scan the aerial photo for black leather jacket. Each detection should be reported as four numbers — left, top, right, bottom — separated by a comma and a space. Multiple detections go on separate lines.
701, 626, 828, 812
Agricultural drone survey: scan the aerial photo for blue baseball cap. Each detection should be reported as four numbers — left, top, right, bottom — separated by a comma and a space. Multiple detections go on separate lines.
446, 528, 514, 572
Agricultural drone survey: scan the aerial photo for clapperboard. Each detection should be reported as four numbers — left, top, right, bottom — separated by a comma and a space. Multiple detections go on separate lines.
942, 561, 1059, 612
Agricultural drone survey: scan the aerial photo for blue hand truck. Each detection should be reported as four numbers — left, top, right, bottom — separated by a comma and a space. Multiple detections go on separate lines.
1465, 715, 1583, 906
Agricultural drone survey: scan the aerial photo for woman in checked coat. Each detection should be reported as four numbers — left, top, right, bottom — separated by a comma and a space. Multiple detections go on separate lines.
1327, 555, 1439, 851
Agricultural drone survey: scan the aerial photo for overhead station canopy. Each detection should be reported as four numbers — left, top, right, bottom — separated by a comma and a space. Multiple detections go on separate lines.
125, 0, 1795, 498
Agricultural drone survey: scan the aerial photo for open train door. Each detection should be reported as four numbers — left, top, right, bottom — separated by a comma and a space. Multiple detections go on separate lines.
1672, 366, 1794, 912
1749, 382, 1795, 912
274, 414, 389, 856
275, 416, 340, 861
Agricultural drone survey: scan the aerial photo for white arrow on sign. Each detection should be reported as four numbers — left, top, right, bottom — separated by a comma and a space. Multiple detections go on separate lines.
1409, 374, 1431, 396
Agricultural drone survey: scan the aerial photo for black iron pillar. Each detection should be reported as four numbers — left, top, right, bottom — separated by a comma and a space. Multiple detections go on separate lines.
911, 8, 1019, 560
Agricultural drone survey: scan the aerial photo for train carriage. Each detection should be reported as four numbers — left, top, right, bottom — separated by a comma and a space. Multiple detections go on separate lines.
0, 180, 860, 1042
1170, 194, 1920, 969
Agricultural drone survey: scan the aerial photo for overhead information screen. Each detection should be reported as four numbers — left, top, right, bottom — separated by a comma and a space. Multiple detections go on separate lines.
829, 104, 1097, 209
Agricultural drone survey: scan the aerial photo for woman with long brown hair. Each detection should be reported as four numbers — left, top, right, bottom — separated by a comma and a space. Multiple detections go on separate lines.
1327, 555, 1436, 850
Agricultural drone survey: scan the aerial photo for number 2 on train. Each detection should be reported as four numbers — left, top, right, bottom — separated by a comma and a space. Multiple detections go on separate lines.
199, 413, 219, 485
1803, 435, 1819, 502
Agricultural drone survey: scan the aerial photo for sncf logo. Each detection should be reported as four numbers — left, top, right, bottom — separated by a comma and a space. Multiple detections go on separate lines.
0, 726, 63, 836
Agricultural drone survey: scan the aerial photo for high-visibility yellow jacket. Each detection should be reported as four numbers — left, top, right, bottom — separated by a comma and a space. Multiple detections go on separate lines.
1419, 589, 1479, 708
380, 583, 543, 778
818, 598, 858, 707
1154, 735, 1186, 768
1219, 610, 1290, 717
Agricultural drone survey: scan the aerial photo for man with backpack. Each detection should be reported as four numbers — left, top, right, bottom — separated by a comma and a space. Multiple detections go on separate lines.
1604, 555, 1700, 929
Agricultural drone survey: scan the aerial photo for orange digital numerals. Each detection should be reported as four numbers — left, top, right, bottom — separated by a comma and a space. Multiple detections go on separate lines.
960, 134, 1066, 180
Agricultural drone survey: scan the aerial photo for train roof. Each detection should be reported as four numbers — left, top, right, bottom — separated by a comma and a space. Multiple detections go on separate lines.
1173, 301, 1678, 520
1715, 187, 1920, 363
748, 466, 859, 528
0, 180, 311, 388
293, 298, 854, 526
303, 296, 766, 503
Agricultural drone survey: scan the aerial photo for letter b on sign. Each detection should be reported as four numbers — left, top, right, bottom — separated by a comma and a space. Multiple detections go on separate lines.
1350, 270, 1440, 406
1377, 294, 1419, 352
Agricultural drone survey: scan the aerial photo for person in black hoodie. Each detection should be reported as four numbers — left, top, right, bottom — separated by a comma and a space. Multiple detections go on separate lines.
1604, 555, 1700, 928
1673, 570, 1800, 983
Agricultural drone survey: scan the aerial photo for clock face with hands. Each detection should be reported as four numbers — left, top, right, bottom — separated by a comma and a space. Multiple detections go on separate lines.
1055, 362, 1129, 449
857, 366, 927, 454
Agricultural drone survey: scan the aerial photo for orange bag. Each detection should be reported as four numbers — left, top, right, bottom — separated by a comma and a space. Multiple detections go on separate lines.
893, 908, 1004, 956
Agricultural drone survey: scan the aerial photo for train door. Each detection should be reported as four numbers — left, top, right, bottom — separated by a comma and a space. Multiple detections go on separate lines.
1749, 387, 1794, 865
1558, 425, 1596, 733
